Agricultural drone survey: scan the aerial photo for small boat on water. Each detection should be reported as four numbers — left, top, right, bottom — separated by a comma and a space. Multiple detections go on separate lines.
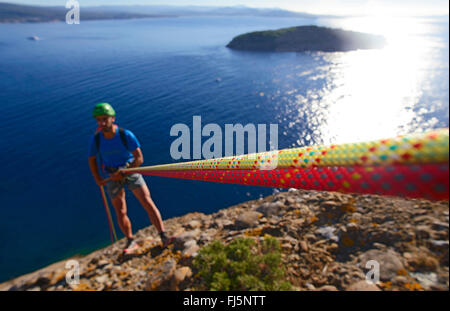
28, 36, 40, 41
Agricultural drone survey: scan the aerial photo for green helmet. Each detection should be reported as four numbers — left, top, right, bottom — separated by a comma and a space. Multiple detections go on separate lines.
92, 103, 116, 118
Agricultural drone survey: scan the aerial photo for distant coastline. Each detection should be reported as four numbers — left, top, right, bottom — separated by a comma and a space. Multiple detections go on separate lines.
226, 25, 387, 52
0, 3, 175, 24
0, 2, 320, 24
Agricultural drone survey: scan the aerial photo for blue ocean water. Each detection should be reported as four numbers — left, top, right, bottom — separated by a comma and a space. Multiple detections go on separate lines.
0, 15, 448, 282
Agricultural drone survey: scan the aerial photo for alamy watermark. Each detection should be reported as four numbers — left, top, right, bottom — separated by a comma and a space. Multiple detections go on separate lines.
170, 116, 279, 169
365, 260, 380, 284
66, 0, 80, 24
65, 259, 80, 286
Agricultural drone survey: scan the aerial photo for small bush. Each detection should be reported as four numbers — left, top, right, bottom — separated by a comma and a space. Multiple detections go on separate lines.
193, 236, 292, 291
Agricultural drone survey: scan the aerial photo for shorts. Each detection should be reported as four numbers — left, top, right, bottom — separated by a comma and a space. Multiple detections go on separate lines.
106, 173, 146, 199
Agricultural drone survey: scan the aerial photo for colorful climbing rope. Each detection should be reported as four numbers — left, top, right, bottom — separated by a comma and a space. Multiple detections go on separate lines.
124, 128, 449, 201
100, 185, 118, 243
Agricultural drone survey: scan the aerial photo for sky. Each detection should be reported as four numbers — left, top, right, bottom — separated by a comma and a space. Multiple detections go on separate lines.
3, 0, 449, 16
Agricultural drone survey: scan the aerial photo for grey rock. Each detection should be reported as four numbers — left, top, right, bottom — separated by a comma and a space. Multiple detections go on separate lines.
261, 225, 284, 237
173, 267, 192, 284
234, 211, 261, 229
305, 282, 316, 290
432, 221, 449, 231
173, 230, 201, 251
34, 275, 51, 288
303, 232, 316, 240
403, 252, 413, 260
285, 197, 297, 206
145, 259, 177, 291
282, 243, 293, 251
186, 220, 202, 230
413, 215, 437, 223
89, 257, 99, 265
427, 240, 449, 251
256, 201, 284, 217
214, 219, 234, 229
317, 285, 338, 291
95, 275, 109, 284
373, 243, 387, 250
392, 276, 408, 285
351, 212, 362, 220
415, 225, 432, 239
97, 259, 109, 269
282, 236, 298, 245
316, 226, 339, 242
184, 239, 197, 249
346, 280, 381, 291
321, 200, 340, 207
346, 223, 360, 232
410, 272, 438, 289
289, 254, 300, 261
102, 264, 113, 272
199, 233, 214, 244
299, 241, 308, 252
328, 243, 339, 252
182, 240, 200, 258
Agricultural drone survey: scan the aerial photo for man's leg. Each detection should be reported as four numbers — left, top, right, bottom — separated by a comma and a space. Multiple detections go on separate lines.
131, 184, 165, 234
111, 188, 133, 239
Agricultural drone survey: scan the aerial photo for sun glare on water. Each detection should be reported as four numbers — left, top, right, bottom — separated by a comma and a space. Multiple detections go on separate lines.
308, 16, 442, 144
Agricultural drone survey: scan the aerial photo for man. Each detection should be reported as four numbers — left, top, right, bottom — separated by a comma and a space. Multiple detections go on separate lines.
88, 103, 171, 253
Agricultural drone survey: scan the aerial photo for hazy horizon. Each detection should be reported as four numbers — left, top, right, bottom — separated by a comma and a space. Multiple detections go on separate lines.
2, 0, 449, 17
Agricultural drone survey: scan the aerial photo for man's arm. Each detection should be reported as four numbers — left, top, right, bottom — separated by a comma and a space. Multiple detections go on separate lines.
129, 148, 144, 168
88, 155, 108, 186
112, 148, 144, 179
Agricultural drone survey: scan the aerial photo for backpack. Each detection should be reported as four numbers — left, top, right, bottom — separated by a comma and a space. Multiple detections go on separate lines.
94, 127, 130, 173
94, 127, 129, 152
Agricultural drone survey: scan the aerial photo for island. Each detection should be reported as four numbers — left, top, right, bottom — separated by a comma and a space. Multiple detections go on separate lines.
226, 25, 386, 52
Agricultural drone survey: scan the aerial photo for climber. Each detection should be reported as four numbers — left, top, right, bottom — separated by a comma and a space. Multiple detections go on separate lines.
88, 103, 172, 253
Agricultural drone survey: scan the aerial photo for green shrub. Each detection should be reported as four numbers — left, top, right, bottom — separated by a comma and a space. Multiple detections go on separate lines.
193, 236, 293, 291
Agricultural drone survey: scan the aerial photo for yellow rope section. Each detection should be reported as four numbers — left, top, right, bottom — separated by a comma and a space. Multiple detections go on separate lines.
125, 128, 448, 172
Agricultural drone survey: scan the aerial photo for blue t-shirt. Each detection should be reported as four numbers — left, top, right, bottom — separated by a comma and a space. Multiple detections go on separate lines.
89, 128, 140, 169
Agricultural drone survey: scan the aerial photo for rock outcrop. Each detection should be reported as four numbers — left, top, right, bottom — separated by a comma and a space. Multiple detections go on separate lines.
0, 189, 448, 291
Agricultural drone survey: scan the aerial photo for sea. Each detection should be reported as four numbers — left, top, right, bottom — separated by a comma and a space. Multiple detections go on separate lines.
0, 15, 448, 283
